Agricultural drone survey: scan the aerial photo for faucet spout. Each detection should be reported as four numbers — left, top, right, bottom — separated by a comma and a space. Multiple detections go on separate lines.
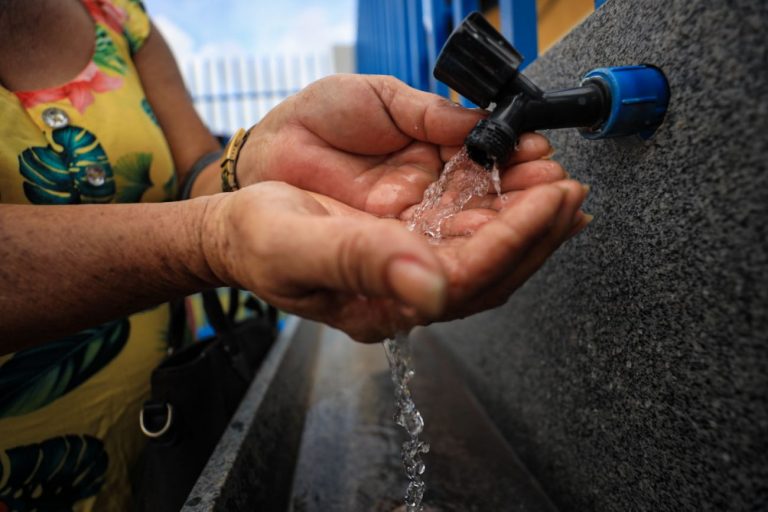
434, 12, 670, 169
465, 93, 529, 169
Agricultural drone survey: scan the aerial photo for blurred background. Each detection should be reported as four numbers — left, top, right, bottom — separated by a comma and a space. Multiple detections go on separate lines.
147, 0, 355, 135
147, 0, 605, 136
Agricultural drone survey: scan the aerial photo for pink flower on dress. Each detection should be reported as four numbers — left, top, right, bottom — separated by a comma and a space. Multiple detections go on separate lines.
15, 62, 123, 114
82, 0, 128, 34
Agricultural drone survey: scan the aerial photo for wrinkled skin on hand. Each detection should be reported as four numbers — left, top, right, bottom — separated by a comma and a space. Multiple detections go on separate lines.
236, 74, 568, 220
211, 74, 591, 341
203, 180, 590, 343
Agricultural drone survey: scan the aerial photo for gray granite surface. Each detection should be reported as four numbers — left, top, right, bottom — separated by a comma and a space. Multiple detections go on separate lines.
288, 327, 557, 512
431, 0, 768, 510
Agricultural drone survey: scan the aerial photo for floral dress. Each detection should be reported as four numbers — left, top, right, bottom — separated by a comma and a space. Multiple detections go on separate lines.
0, 1, 178, 510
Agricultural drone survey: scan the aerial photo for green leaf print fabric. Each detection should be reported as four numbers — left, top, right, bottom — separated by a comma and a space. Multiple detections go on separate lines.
0, 435, 108, 511
93, 25, 127, 75
113, 152, 153, 202
18, 125, 115, 204
0, 319, 130, 418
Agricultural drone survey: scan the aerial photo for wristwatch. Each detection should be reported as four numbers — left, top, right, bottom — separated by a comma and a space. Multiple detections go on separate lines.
220, 127, 251, 192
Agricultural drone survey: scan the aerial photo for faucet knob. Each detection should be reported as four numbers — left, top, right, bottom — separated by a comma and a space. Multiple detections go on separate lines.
434, 12, 541, 107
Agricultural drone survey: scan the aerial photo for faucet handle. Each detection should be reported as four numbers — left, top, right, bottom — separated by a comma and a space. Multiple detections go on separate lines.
434, 12, 542, 107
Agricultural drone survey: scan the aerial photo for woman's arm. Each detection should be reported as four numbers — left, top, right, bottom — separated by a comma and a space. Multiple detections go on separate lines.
0, 177, 588, 354
0, 196, 221, 354
132, 22, 223, 198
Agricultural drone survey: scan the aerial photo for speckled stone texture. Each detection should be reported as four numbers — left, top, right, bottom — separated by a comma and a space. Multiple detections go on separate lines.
431, 0, 768, 510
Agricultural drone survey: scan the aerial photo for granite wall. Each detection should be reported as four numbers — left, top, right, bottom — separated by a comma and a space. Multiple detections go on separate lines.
431, 1, 768, 510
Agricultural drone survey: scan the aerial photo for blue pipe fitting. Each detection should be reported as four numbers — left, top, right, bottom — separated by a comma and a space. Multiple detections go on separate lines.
580, 65, 671, 140
433, 12, 673, 168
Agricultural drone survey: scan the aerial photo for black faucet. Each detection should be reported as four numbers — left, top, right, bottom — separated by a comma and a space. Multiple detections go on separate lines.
434, 12, 670, 169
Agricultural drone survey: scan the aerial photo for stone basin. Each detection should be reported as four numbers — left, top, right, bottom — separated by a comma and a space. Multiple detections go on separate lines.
180, 317, 557, 512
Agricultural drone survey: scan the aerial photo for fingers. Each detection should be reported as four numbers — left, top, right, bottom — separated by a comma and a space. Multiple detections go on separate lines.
439, 145, 464, 162
500, 159, 567, 191
366, 76, 484, 146
442, 183, 569, 299
566, 211, 593, 239
508, 133, 554, 164
458, 159, 567, 211
279, 214, 448, 318
438, 130, 553, 166
461, 181, 590, 313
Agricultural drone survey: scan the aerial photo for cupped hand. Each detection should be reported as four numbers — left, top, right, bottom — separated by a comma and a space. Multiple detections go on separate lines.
236, 74, 564, 218
201, 178, 590, 342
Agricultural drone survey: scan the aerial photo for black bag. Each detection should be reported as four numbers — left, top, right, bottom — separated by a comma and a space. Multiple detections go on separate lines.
134, 289, 277, 512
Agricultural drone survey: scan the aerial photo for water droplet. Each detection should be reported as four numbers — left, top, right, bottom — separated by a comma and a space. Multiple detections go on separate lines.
384, 333, 429, 512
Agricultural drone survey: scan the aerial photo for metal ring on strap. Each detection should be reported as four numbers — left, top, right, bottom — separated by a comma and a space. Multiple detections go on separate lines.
139, 403, 174, 439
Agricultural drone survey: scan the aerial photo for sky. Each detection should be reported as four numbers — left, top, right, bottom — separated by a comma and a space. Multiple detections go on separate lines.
146, 0, 357, 62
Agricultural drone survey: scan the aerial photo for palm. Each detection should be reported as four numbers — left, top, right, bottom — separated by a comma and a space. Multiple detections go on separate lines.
243, 74, 562, 224
262, 123, 443, 217
219, 181, 588, 343
221, 75, 587, 342
240, 74, 483, 217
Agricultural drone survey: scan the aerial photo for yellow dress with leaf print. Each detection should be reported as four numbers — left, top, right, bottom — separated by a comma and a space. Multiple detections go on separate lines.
0, 1, 177, 510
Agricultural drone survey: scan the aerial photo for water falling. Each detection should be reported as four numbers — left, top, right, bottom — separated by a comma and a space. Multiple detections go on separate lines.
384, 333, 430, 512
407, 147, 494, 240
490, 164, 502, 197
387, 147, 501, 511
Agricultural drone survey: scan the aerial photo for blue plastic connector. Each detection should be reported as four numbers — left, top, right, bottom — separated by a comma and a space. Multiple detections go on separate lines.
580, 65, 670, 140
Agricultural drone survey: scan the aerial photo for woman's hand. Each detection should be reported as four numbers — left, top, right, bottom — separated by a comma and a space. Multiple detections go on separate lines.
201, 179, 590, 342
236, 74, 564, 218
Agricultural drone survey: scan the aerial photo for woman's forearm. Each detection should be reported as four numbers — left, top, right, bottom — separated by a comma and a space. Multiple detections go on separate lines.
0, 196, 224, 354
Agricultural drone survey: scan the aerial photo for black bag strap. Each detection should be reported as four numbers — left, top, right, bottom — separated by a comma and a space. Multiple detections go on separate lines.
228, 287, 239, 323
167, 298, 187, 354
201, 289, 235, 335
167, 289, 278, 354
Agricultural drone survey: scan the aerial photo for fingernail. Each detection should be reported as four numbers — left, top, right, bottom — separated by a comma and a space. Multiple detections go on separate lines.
567, 212, 594, 238
572, 211, 594, 224
521, 137, 537, 152
388, 258, 446, 318
542, 147, 556, 160
581, 184, 591, 194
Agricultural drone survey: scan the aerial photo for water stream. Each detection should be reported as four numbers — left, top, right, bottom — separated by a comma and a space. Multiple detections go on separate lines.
385, 148, 498, 511
407, 147, 499, 240
384, 334, 429, 512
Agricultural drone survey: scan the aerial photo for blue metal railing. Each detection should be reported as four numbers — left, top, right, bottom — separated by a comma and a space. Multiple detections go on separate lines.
356, 0, 543, 97
500, 0, 538, 70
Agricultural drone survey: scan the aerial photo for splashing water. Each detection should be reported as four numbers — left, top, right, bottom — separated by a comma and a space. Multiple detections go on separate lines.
384, 333, 430, 512
386, 147, 503, 511
490, 165, 502, 198
407, 147, 494, 241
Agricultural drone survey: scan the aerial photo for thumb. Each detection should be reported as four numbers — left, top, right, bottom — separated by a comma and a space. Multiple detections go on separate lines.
282, 216, 447, 318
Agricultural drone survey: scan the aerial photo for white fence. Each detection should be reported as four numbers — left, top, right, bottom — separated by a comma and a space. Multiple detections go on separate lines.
181, 53, 334, 136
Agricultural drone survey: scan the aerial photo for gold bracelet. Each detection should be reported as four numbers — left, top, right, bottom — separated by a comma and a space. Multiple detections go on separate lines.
220, 127, 251, 192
